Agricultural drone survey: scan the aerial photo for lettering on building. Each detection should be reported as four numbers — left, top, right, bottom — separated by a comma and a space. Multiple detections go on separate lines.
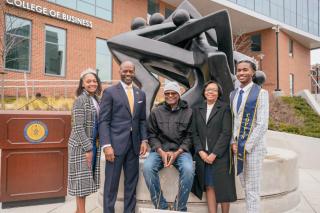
6, 0, 93, 28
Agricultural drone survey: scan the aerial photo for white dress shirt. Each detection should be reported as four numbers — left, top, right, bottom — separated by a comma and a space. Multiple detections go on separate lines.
91, 96, 100, 117
232, 81, 254, 115
120, 81, 134, 103
231, 81, 269, 153
205, 103, 215, 151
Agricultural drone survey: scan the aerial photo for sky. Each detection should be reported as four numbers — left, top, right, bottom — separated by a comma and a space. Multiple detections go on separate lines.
311, 49, 320, 65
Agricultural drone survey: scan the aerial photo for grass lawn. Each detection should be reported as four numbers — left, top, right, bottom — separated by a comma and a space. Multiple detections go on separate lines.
3, 96, 75, 111
269, 96, 320, 138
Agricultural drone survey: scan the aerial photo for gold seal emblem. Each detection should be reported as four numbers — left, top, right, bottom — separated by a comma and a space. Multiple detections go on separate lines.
24, 121, 48, 143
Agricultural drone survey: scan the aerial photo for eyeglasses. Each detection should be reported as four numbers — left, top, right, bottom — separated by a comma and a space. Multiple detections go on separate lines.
205, 88, 218, 93
164, 92, 178, 96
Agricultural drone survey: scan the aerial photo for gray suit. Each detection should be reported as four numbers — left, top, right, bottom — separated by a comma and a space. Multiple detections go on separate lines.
231, 82, 269, 213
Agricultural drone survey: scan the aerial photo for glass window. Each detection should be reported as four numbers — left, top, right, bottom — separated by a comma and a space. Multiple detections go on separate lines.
96, 38, 112, 81
96, 0, 112, 10
56, 0, 76, 9
289, 73, 294, 96
270, 0, 284, 21
288, 39, 293, 56
251, 34, 261, 51
255, 0, 270, 16
48, 0, 113, 21
308, 0, 319, 35
81, 0, 92, 4
165, 8, 174, 18
77, 0, 95, 16
297, 0, 309, 32
284, 0, 297, 27
45, 26, 66, 76
96, 7, 112, 21
237, 0, 255, 10
148, 0, 159, 15
5, 15, 31, 71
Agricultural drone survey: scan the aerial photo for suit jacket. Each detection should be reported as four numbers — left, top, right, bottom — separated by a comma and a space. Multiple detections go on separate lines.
230, 83, 269, 154
99, 82, 148, 155
192, 100, 232, 157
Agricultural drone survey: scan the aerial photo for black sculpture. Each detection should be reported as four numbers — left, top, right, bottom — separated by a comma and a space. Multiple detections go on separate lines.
107, 0, 262, 114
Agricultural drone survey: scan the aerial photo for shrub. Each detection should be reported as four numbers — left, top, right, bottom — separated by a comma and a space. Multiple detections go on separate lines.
269, 96, 320, 138
5, 96, 75, 111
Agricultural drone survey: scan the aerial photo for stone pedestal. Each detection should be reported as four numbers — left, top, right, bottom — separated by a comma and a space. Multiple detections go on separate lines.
272, 90, 284, 97
139, 208, 190, 213
97, 147, 299, 212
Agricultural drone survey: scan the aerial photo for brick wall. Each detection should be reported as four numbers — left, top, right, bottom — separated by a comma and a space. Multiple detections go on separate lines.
236, 29, 311, 96
1, 0, 147, 83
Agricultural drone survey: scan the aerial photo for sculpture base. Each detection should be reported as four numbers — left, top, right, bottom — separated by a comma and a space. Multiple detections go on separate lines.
98, 147, 299, 212
138, 207, 191, 213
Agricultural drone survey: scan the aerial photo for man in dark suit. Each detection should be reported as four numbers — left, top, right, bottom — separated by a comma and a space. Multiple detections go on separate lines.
99, 60, 148, 213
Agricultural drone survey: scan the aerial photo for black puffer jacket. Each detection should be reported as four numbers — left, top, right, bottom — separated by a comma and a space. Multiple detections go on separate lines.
148, 100, 193, 152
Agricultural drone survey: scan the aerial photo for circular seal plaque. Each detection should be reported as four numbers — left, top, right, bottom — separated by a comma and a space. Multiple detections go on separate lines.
24, 120, 48, 143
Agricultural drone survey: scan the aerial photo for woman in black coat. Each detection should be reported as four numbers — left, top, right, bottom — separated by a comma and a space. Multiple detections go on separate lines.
192, 80, 236, 213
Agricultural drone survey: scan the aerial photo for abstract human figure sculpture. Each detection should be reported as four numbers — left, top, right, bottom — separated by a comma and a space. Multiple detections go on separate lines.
107, 0, 265, 114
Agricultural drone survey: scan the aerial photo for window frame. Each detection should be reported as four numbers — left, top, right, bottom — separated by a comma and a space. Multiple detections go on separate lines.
47, 0, 113, 22
250, 33, 262, 52
148, 0, 160, 15
4, 14, 32, 73
288, 38, 294, 57
95, 37, 112, 81
44, 25, 67, 77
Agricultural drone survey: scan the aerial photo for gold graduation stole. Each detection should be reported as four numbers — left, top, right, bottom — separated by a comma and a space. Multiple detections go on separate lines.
230, 83, 261, 175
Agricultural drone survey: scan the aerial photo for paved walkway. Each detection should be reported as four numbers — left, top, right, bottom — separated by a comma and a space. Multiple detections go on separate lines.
289, 169, 320, 213
1, 130, 320, 212
1, 168, 319, 213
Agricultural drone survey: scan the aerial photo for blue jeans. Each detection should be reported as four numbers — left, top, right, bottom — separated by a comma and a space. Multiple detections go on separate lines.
143, 151, 194, 211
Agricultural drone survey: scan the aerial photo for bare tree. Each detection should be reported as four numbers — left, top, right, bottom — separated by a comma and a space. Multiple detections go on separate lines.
0, 1, 6, 72
0, 2, 34, 109
233, 30, 253, 55
0, 2, 31, 73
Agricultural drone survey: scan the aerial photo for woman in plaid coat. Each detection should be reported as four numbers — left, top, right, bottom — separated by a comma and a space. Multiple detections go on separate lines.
68, 68, 102, 213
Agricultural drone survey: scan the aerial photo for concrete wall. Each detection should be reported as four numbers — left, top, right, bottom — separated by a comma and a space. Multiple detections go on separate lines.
266, 130, 320, 170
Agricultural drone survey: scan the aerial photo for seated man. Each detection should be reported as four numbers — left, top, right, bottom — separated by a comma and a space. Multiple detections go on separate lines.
143, 81, 194, 212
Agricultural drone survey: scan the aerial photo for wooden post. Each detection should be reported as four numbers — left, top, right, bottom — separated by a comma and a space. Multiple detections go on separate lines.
24, 72, 29, 110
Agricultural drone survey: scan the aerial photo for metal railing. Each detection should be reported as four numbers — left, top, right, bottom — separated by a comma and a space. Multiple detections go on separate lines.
3, 79, 117, 98
310, 67, 320, 102
1, 79, 119, 110
1, 78, 170, 110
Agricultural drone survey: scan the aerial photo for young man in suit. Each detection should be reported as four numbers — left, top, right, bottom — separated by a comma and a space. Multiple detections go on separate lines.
99, 61, 148, 213
230, 60, 269, 213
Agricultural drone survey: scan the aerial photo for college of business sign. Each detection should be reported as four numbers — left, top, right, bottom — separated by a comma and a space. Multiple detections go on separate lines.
6, 0, 93, 28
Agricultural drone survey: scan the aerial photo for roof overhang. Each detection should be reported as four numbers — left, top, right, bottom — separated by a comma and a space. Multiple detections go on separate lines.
162, 0, 320, 49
